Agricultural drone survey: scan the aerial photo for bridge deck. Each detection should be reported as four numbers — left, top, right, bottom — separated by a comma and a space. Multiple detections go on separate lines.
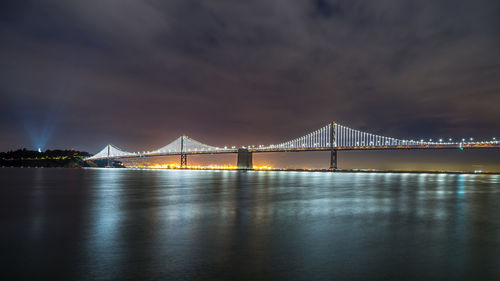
88, 143, 500, 160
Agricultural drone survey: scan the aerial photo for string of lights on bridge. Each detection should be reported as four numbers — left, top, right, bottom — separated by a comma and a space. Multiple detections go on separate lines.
86, 123, 498, 160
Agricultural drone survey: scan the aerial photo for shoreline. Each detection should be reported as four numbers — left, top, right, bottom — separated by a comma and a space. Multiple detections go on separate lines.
3, 166, 498, 175
137, 168, 500, 175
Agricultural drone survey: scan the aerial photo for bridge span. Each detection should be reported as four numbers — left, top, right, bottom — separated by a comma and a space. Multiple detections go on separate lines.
86, 122, 500, 170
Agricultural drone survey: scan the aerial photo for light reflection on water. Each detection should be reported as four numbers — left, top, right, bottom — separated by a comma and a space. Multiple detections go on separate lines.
1, 168, 500, 281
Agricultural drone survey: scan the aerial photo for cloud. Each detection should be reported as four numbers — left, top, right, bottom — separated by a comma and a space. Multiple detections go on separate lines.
0, 0, 499, 151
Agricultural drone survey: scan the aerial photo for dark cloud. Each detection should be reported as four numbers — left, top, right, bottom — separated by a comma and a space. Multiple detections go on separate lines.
313, 0, 344, 19
1, 0, 499, 159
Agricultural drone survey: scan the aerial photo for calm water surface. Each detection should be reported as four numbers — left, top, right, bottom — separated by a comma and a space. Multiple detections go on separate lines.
1, 168, 500, 281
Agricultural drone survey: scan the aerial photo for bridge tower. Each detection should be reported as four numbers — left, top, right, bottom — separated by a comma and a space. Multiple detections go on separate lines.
330, 121, 338, 171
180, 136, 187, 167
106, 144, 112, 168
237, 148, 253, 170
106, 144, 111, 168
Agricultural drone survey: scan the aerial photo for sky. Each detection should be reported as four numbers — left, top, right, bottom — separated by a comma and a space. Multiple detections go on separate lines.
1, 0, 499, 170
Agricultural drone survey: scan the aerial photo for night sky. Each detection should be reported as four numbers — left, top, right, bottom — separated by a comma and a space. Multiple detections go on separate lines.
1, 1, 499, 170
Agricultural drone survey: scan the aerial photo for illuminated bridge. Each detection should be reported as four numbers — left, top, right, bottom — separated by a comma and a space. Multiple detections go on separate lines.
86, 122, 500, 170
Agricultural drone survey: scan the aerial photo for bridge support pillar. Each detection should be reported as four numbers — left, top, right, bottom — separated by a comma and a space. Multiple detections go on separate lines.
180, 154, 187, 167
330, 149, 338, 171
237, 149, 253, 170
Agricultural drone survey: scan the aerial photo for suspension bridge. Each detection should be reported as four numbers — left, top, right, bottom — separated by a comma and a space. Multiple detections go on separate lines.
85, 122, 500, 170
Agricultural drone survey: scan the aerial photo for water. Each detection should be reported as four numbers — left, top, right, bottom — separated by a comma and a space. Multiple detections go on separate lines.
1, 168, 500, 281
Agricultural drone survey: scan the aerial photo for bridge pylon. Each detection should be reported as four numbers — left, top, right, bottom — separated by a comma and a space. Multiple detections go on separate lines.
180, 154, 187, 167
180, 136, 187, 167
329, 121, 338, 171
107, 144, 110, 167
237, 148, 253, 170
330, 149, 338, 171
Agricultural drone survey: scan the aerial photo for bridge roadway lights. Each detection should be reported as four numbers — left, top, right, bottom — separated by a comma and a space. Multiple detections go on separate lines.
237, 148, 253, 170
